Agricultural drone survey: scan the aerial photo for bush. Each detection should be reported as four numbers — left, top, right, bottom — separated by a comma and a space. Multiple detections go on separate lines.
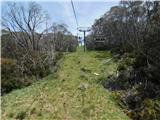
124, 98, 160, 120
1, 59, 31, 94
1, 52, 62, 95
103, 52, 160, 120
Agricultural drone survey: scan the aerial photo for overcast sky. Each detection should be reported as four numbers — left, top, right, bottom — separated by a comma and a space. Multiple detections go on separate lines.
1, 0, 119, 36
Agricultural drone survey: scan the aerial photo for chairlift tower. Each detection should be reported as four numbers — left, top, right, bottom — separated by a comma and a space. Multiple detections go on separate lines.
78, 27, 91, 52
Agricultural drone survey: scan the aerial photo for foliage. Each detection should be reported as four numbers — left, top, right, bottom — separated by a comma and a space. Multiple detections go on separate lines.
1, 58, 25, 94
88, 1, 160, 119
1, 2, 78, 94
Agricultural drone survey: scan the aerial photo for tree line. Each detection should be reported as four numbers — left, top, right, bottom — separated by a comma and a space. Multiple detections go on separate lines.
87, 1, 160, 120
1, 2, 78, 94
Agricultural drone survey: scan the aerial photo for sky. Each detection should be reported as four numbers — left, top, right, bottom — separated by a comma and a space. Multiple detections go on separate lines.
1, 0, 119, 36
38, 1, 119, 36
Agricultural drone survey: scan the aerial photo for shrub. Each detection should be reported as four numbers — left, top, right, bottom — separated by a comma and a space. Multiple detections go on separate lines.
1, 59, 19, 94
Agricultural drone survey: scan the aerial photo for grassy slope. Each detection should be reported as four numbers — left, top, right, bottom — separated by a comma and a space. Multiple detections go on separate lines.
2, 48, 130, 120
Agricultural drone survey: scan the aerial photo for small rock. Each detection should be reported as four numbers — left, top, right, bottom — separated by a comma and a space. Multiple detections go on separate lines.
94, 73, 100, 76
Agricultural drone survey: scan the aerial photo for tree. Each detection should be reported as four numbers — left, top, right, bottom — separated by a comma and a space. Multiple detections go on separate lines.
2, 2, 48, 51
1, 2, 78, 94
87, 1, 160, 119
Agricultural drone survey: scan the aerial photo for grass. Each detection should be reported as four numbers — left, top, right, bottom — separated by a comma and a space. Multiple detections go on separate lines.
1, 47, 130, 120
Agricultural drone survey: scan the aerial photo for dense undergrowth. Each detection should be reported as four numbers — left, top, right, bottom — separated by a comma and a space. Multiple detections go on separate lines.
1, 52, 63, 95
102, 53, 160, 120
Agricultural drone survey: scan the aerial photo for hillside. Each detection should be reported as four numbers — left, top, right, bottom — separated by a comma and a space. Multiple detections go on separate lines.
2, 48, 130, 120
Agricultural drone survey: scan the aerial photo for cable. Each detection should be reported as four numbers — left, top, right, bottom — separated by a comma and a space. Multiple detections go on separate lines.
71, 0, 80, 46
71, 0, 79, 27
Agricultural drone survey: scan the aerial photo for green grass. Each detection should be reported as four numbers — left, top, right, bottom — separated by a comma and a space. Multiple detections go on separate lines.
2, 48, 130, 120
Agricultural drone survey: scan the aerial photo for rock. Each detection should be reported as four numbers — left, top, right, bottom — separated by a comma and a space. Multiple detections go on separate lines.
94, 73, 100, 76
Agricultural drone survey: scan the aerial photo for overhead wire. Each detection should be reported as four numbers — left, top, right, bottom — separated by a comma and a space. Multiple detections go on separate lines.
71, 0, 79, 28
71, 0, 82, 45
